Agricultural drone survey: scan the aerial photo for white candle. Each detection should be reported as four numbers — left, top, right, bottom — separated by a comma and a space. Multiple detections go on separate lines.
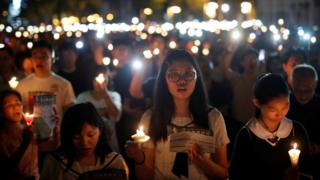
8, 76, 19, 89
95, 73, 105, 84
288, 143, 301, 167
131, 126, 150, 142
24, 112, 34, 126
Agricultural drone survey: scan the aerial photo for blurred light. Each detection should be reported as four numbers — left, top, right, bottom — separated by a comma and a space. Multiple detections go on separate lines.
143, 50, 153, 59
22, 31, 29, 38
231, 30, 241, 41
106, 13, 114, 21
27, 42, 33, 49
168, 5, 182, 14
202, 48, 210, 56
113, 59, 119, 66
75, 31, 82, 38
108, 44, 114, 51
131, 17, 139, 24
132, 59, 143, 70
273, 34, 281, 41
96, 31, 104, 39
191, 46, 199, 54
143, 8, 153, 15
147, 26, 156, 34
103, 57, 111, 65
140, 33, 148, 40
303, 33, 310, 40
75, 41, 84, 49
194, 40, 201, 46
15, 31, 22, 38
277, 44, 283, 51
311, 37, 317, 44
241, 2, 252, 14
261, 26, 268, 32
53, 33, 60, 40
66, 31, 73, 37
204, 2, 218, 18
278, 18, 284, 26
5, 26, 13, 33
298, 28, 304, 36
283, 34, 289, 40
249, 33, 256, 40
153, 48, 160, 55
169, 41, 177, 49
0, 43, 5, 49
221, 3, 230, 13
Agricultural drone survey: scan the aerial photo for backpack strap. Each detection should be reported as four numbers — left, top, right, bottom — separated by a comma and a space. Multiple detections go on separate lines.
102, 153, 120, 169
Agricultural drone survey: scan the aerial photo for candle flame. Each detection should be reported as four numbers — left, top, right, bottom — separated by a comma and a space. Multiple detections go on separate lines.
95, 73, 105, 84
137, 126, 145, 136
8, 76, 19, 89
293, 143, 297, 149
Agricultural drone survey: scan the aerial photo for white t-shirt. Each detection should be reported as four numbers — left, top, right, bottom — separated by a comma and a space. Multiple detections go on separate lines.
76, 91, 122, 152
16, 73, 75, 127
140, 108, 230, 180
41, 152, 129, 180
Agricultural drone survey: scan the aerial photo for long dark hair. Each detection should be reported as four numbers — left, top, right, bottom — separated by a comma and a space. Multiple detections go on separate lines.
150, 49, 211, 142
0, 90, 22, 128
254, 73, 289, 118
59, 102, 112, 170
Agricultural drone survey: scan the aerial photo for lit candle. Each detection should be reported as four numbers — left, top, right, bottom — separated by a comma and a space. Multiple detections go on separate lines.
95, 73, 105, 84
8, 76, 19, 89
24, 112, 34, 126
131, 126, 150, 142
288, 143, 301, 167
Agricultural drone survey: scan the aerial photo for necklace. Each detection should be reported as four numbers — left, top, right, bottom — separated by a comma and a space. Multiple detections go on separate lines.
259, 119, 280, 145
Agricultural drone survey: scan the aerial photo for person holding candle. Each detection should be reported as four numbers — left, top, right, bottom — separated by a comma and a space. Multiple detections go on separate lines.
287, 64, 320, 179
125, 49, 229, 179
0, 89, 39, 179
229, 73, 312, 180
41, 103, 128, 180
76, 65, 122, 152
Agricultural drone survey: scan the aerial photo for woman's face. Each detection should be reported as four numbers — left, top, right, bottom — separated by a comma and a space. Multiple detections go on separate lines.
2, 94, 23, 123
166, 60, 197, 101
72, 123, 101, 157
256, 96, 290, 123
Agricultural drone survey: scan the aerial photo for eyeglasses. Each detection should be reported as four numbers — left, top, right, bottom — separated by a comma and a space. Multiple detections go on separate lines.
4, 102, 23, 109
166, 70, 197, 83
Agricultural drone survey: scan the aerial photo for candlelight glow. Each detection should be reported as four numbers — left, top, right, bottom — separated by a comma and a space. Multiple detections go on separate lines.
24, 112, 34, 126
95, 73, 105, 84
8, 76, 19, 89
132, 126, 150, 142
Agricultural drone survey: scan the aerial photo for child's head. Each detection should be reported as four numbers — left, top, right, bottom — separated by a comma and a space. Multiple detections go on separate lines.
0, 90, 23, 126
60, 103, 111, 164
253, 74, 290, 121
292, 64, 318, 105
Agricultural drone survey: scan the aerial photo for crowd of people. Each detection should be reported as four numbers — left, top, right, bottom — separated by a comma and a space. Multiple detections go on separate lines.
0, 30, 320, 180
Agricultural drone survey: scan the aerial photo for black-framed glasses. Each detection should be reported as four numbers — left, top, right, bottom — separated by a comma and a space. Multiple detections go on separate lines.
166, 70, 197, 83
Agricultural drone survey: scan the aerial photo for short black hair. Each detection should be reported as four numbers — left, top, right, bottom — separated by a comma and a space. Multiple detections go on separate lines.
32, 40, 54, 54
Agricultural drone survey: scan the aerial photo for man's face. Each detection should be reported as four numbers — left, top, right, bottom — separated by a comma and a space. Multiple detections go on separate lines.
292, 77, 317, 105
282, 55, 304, 78
31, 47, 52, 75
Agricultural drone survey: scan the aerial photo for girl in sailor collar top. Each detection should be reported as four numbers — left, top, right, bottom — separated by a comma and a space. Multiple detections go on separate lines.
229, 73, 312, 180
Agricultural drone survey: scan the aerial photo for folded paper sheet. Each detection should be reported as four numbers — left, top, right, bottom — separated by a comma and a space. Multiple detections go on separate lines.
169, 131, 215, 153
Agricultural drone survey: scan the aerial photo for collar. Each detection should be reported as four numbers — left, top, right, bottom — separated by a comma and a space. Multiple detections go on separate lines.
248, 117, 293, 146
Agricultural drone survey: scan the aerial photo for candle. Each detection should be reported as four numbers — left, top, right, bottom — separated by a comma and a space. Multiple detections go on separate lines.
95, 73, 105, 84
24, 112, 34, 126
8, 76, 19, 89
131, 126, 150, 143
288, 143, 301, 167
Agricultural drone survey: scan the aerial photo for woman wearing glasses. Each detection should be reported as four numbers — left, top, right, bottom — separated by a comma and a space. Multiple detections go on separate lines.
125, 49, 229, 179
